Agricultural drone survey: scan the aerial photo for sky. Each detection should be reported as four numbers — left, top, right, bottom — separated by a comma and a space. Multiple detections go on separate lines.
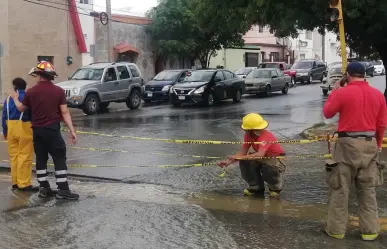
93, 0, 159, 16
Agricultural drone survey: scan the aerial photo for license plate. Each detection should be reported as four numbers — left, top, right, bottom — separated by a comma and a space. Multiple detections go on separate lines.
147, 92, 153, 97
178, 96, 185, 100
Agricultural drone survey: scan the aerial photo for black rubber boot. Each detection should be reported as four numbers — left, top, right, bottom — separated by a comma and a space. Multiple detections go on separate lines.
38, 187, 58, 198
19, 185, 40, 192
56, 190, 79, 200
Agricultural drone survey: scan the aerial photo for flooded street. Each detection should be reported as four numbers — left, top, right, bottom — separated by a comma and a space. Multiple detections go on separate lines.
0, 77, 387, 249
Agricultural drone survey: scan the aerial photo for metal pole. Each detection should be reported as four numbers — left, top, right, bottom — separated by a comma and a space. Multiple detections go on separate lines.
322, 33, 326, 62
106, 0, 113, 62
337, 0, 347, 73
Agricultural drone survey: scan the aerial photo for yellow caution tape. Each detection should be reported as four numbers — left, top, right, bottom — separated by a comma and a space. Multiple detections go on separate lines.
235, 154, 332, 160
1, 159, 217, 168
1, 153, 331, 169
61, 128, 326, 145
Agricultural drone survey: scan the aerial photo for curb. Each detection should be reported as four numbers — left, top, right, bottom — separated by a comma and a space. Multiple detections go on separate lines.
0, 163, 124, 183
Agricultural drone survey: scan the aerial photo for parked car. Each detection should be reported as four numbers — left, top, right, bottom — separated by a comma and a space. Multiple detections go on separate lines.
244, 68, 290, 96
235, 67, 256, 79
324, 61, 341, 77
372, 60, 385, 75
360, 61, 375, 77
320, 63, 342, 96
142, 69, 190, 103
258, 62, 287, 71
284, 59, 326, 84
169, 69, 245, 107
57, 62, 143, 115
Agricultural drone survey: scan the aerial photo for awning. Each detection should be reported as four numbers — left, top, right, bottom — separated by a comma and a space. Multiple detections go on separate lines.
113, 43, 139, 54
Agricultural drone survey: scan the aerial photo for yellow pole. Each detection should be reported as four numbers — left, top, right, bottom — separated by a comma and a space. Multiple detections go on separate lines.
337, 1, 348, 73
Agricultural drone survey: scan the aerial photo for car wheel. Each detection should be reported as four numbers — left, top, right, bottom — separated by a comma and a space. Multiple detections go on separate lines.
265, 85, 271, 97
308, 75, 313, 84
322, 89, 328, 96
290, 77, 296, 87
172, 102, 181, 107
233, 89, 242, 103
206, 93, 215, 106
99, 102, 110, 109
282, 83, 289, 95
82, 94, 100, 115
126, 89, 141, 109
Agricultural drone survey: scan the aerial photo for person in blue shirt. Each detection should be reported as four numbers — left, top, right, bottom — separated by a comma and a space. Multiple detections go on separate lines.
2, 78, 38, 191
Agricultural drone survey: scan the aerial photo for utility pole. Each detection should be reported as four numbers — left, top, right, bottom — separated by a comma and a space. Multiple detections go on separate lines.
329, 0, 347, 72
322, 33, 326, 62
106, 0, 113, 62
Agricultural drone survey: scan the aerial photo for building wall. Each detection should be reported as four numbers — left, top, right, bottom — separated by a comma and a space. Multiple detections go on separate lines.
0, 0, 10, 99
77, 0, 95, 65
243, 26, 277, 44
7, 0, 82, 88
209, 47, 262, 72
324, 32, 342, 64
94, 20, 155, 82
243, 25, 287, 62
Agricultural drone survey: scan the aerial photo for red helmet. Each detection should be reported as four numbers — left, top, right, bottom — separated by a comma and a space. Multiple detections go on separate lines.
29, 61, 58, 78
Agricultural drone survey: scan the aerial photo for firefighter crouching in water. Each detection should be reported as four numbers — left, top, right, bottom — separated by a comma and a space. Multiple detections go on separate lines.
2, 78, 38, 191
9, 61, 79, 200
217, 113, 286, 197
323, 62, 387, 241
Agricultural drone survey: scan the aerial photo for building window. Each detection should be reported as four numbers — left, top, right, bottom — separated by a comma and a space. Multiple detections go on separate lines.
80, 0, 89, 4
299, 54, 306, 60
37, 56, 54, 64
305, 31, 312, 40
271, 52, 280, 61
258, 26, 263, 33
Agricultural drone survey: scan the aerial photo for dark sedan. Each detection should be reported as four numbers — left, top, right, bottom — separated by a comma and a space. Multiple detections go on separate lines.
142, 70, 190, 103
169, 69, 245, 107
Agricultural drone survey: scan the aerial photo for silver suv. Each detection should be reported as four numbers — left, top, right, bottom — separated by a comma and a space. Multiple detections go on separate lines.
57, 62, 144, 115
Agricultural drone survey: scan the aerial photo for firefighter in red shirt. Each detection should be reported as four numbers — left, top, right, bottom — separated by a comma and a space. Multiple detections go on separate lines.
323, 62, 387, 241
217, 113, 286, 197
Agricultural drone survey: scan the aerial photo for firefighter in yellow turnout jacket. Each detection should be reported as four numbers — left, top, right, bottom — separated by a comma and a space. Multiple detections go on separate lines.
2, 78, 38, 191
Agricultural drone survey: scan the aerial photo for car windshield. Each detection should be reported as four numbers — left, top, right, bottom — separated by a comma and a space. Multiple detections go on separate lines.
327, 62, 341, 69
246, 69, 271, 79
183, 71, 214, 82
291, 61, 313, 69
373, 61, 383, 65
329, 67, 342, 75
71, 68, 104, 80
259, 63, 279, 69
235, 68, 252, 75
153, 71, 181, 81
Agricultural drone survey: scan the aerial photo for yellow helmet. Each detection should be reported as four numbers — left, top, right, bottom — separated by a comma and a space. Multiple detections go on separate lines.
241, 113, 268, 130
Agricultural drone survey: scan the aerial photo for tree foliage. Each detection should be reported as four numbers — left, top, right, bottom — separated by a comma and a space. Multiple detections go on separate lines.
197, 0, 387, 94
147, 0, 250, 68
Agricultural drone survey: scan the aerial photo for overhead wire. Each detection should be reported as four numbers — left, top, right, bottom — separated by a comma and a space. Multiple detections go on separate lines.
22, 0, 148, 26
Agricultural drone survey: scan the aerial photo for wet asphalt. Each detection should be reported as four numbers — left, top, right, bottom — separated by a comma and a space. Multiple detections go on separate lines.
0, 76, 387, 249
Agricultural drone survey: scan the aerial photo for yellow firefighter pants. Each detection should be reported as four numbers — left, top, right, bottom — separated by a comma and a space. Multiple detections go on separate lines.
326, 137, 383, 235
7, 120, 34, 188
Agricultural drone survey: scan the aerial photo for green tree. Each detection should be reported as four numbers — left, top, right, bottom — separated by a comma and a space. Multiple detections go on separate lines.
197, 0, 387, 97
147, 0, 250, 68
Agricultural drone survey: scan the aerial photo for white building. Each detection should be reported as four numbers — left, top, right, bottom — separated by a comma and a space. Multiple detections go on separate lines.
290, 29, 344, 65
76, 0, 96, 66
